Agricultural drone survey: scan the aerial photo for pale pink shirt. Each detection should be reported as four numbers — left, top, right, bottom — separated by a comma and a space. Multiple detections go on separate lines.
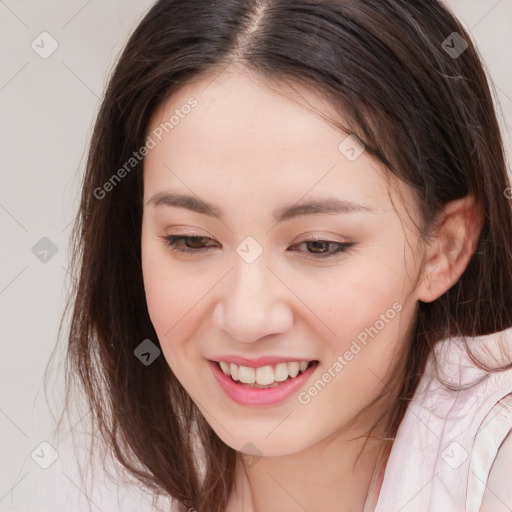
374, 327, 512, 512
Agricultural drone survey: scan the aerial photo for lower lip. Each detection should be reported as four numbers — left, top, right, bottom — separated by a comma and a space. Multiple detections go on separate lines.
208, 360, 319, 406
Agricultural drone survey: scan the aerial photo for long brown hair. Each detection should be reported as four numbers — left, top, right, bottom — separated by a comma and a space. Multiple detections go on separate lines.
48, 1, 512, 511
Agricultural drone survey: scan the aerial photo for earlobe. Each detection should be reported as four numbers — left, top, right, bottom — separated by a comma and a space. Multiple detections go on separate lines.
417, 195, 483, 303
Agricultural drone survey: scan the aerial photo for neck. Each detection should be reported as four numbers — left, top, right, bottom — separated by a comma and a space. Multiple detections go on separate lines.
226, 426, 391, 512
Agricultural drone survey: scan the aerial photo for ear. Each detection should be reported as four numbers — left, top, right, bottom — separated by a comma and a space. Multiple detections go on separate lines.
417, 194, 483, 303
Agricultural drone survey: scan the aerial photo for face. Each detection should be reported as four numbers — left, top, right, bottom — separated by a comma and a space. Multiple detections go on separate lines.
141, 69, 425, 457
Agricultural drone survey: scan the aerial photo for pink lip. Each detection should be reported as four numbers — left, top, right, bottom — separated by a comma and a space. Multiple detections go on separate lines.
210, 355, 314, 368
208, 359, 319, 407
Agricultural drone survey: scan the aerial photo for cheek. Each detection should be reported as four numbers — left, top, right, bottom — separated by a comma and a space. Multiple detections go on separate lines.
142, 264, 204, 389
141, 240, 194, 348
291, 255, 414, 350
293, 273, 414, 429
143, 263, 201, 343
141, 243, 221, 377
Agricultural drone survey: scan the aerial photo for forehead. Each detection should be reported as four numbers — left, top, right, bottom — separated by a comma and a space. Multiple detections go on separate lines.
143, 69, 412, 218
147, 69, 344, 161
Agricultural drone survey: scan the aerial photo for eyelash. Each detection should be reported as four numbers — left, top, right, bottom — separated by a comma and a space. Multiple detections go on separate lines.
161, 235, 354, 259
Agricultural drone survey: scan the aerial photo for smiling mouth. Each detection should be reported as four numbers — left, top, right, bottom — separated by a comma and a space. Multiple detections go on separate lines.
214, 360, 319, 389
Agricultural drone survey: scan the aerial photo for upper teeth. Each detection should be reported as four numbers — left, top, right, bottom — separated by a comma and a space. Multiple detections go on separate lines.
218, 361, 310, 385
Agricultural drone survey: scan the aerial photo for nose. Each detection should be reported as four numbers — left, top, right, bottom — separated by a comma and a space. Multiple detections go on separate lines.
212, 258, 294, 343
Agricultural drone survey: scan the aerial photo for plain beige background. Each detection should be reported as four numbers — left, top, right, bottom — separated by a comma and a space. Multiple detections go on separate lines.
0, 1, 511, 510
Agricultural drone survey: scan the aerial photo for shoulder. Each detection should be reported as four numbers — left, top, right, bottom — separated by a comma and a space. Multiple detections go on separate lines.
480, 425, 512, 511
374, 328, 512, 512
468, 391, 512, 512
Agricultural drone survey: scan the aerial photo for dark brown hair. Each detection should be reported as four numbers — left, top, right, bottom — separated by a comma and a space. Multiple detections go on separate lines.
49, 1, 512, 511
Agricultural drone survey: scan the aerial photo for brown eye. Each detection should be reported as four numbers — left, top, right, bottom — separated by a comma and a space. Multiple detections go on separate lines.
306, 240, 331, 253
289, 239, 354, 259
182, 236, 210, 248
163, 235, 220, 253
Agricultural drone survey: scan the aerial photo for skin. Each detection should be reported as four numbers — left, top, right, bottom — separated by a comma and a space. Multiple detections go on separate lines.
141, 68, 482, 511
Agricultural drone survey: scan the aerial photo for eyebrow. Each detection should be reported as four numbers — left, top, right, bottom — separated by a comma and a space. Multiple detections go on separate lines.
147, 192, 374, 222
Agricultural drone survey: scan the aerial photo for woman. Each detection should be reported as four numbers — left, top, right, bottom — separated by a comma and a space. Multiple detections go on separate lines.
59, 1, 512, 510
